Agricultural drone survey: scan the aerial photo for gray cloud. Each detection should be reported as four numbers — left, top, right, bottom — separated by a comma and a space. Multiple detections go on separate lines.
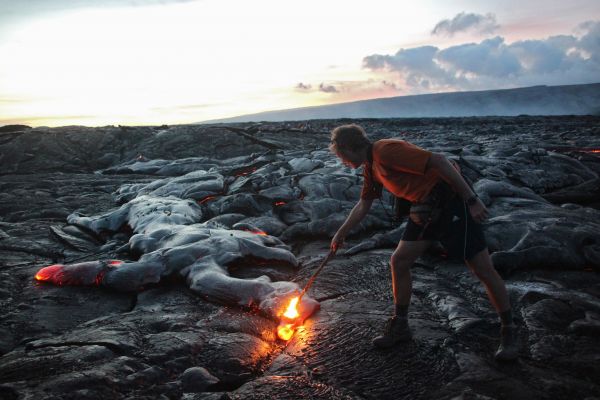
295, 82, 312, 91
363, 21, 600, 92
319, 83, 339, 93
364, 46, 457, 90
578, 20, 600, 60
438, 36, 522, 77
432, 12, 500, 37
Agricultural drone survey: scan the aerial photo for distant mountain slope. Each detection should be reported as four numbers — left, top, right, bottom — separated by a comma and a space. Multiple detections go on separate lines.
199, 83, 600, 123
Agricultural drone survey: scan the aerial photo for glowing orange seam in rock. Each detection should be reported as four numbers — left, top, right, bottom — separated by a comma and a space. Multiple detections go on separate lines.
235, 167, 257, 177
198, 195, 217, 204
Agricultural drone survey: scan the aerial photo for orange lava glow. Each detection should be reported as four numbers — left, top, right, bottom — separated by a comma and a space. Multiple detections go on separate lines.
235, 167, 257, 177
590, 149, 600, 153
277, 296, 301, 341
198, 195, 217, 204
277, 323, 295, 341
240, 227, 268, 236
35, 264, 63, 282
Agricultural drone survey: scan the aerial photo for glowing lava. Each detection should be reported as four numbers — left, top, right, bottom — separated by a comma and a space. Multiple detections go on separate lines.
34, 264, 63, 282
235, 167, 257, 177
239, 227, 268, 236
197, 195, 217, 204
35, 260, 124, 286
274, 201, 286, 206
277, 296, 301, 341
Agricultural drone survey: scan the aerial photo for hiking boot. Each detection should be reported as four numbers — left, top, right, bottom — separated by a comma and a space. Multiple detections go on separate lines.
372, 316, 412, 348
494, 324, 519, 361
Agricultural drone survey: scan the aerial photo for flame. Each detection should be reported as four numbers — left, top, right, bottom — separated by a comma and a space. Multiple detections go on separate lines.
283, 296, 300, 319
277, 296, 301, 341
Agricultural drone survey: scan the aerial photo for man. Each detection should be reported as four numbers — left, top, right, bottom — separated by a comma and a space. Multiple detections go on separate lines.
329, 124, 518, 361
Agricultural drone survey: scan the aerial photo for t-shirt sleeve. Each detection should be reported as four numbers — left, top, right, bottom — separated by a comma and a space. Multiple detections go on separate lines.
360, 163, 383, 200
377, 140, 431, 175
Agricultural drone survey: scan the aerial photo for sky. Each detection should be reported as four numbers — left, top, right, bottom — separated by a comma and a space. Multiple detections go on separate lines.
0, 0, 599, 127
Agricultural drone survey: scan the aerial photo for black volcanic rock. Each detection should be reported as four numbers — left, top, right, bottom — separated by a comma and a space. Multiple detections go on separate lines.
0, 116, 599, 399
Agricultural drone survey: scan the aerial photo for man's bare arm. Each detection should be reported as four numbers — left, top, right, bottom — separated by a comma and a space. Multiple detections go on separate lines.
427, 153, 489, 222
331, 198, 373, 251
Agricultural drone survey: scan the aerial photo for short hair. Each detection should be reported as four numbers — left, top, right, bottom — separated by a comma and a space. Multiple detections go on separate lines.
329, 124, 370, 152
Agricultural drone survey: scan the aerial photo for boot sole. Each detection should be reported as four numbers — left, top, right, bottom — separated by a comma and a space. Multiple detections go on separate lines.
372, 334, 412, 349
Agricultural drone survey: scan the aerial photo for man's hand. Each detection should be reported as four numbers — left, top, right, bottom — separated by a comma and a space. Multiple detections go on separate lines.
468, 197, 489, 223
330, 231, 345, 253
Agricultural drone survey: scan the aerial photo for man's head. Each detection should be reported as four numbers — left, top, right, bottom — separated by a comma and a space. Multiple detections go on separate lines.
329, 124, 370, 168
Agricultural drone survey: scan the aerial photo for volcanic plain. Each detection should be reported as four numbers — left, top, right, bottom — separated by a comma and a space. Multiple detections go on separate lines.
0, 116, 599, 399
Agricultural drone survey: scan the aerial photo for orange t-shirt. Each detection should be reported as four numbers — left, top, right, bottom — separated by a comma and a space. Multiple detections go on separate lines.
360, 139, 441, 203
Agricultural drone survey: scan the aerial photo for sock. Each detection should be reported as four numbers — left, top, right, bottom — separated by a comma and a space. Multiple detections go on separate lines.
499, 308, 514, 327
395, 304, 409, 319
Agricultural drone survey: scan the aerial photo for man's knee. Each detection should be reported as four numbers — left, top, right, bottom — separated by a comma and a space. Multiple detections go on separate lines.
390, 251, 417, 273
466, 250, 496, 281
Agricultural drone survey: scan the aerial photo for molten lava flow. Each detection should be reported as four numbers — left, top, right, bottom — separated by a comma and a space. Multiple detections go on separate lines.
35, 264, 63, 282
277, 324, 295, 341
35, 260, 124, 287
277, 296, 301, 341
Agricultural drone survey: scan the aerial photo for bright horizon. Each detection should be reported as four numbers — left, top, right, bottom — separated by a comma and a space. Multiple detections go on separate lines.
1, 0, 599, 127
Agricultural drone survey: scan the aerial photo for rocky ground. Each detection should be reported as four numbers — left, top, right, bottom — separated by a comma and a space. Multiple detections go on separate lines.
0, 116, 599, 400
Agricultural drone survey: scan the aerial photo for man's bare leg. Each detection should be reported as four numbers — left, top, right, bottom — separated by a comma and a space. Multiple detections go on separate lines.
465, 248, 519, 361
390, 239, 432, 309
464, 248, 510, 313
373, 239, 431, 348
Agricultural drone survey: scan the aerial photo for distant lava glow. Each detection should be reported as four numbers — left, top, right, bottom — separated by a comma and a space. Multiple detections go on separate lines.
197, 195, 218, 204
239, 227, 268, 236
235, 167, 257, 177
277, 296, 301, 341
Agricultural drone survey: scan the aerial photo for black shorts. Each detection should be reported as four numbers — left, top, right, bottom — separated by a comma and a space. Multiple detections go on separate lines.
401, 195, 487, 260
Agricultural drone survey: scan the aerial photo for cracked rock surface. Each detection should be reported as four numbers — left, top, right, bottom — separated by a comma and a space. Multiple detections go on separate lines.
1, 116, 599, 399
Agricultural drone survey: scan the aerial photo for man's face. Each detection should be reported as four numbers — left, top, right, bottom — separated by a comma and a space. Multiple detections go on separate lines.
334, 147, 363, 169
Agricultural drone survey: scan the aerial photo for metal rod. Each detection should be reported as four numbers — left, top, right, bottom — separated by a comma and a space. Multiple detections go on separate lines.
298, 249, 335, 301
